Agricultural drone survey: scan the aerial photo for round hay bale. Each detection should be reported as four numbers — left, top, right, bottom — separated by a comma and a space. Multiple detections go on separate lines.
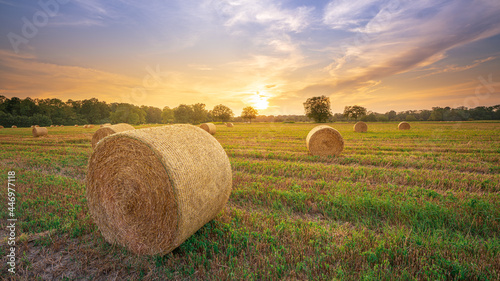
32, 127, 48, 137
31, 125, 34, 128
75, 124, 79, 127
226, 123, 234, 127
0, 125, 4, 129
398, 122, 410, 130
100, 123, 112, 127
88, 124, 94, 128
91, 123, 135, 149
35, 125, 39, 127
353, 121, 368, 133
12, 125, 17, 128
86, 124, 232, 255
200, 123, 216, 135
306, 125, 344, 156
83, 125, 88, 128
50, 125, 54, 127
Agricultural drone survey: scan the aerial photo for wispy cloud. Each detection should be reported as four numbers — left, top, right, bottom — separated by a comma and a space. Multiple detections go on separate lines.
416, 56, 498, 79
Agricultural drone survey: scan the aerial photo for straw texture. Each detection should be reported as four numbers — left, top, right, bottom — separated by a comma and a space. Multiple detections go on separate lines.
306, 125, 344, 156
91, 123, 135, 149
200, 123, 216, 135
101, 123, 111, 127
86, 124, 232, 255
226, 123, 234, 127
32, 127, 48, 137
0, 126, 4, 129
354, 121, 368, 133
398, 122, 411, 130
12, 125, 17, 128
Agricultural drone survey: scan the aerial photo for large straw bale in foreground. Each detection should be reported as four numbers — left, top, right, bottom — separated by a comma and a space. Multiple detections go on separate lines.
306, 125, 344, 156
200, 123, 216, 135
32, 127, 48, 137
398, 122, 410, 130
91, 123, 135, 149
354, 121, 368, 132
86, 124, 232, 255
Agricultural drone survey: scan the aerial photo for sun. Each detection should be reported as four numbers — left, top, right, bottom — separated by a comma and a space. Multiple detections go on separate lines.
252, 91, 269, 110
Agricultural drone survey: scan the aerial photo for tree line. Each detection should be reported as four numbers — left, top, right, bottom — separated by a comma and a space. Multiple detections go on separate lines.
1, 95, 499, 127
0, 96, 254, 127
303, 96, 500, 122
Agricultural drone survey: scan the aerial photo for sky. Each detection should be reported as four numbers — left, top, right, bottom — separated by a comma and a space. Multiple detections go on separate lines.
0, 0, 499, 115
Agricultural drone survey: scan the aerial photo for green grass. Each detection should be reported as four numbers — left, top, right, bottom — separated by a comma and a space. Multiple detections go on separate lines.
0, 121, 499, 280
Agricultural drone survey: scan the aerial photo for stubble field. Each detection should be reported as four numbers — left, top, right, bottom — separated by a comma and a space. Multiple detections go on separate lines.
1, 121, 499, 280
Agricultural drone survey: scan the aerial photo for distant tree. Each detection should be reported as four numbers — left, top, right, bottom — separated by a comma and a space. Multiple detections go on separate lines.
174, 104, 194, 123
387, 110, 397, 121
141, 106, 163, 124
406, 115, 417, 121
211, 104, 234, 122
161, 106, 174, 124
110, 104, 146, 125
303, 96, 332, 123
343, 105, 367, 121
241, 106, 258, 123
191, 103, 209, 124
360, 112, 377, 122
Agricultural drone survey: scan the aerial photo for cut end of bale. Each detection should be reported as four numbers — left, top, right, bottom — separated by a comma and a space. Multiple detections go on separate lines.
91, 123, 135, 149
32, 127, 48, 137
398, 122, 410, 130
200, 123, 216, 135
86, 124, 232, 255
226, 123, 234, 127
354, 121, 368, 133
306, 125, 344, 156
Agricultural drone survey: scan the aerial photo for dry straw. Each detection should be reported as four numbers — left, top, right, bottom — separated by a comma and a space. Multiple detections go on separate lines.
306, 125, 344, 156
100, 123, 111, 127
32, 127, 48, 137
75, 125, 79, 127
226, 123, 234, 127
83, 125, 88, 128
0, 126, 4, 129
86, 124, 232, 255
50, 125, 54, 127
12, 125, 17, 128
354, 121, 368, 133
200, 123, 216, 135
91, 123, 135, 149
35, 125, 39, 127
398, 122, 411, 130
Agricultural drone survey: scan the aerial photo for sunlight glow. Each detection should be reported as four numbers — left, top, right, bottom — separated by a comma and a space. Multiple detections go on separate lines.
252, 91, 270, 110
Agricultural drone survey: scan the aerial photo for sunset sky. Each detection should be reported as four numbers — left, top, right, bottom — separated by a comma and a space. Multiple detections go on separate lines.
1, 0, 499, 115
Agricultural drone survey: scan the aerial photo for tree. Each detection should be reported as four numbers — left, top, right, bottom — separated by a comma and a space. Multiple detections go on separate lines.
241, 106, 258, 123
161, 106, 174, 124
343, 105, 367, 121
191, 103, 209, 124
174, 104, 193, 123
303, 96, 332, 123
110, 104, 146, 125
211, 104, 234, 122
141, 106, 162, 124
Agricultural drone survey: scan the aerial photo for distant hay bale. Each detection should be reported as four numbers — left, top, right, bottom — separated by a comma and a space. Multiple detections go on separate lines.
91, 123, 135, 149
88, 125, 94, 128
50, 125, 54, 127
100, 123, 111, 127
0, 125, 4, 129
35, 125, 39, 127
12, 125, 17, 128
200, 123, 216, 135
86, 124, 232, 255
31, 125, 34, 128
83, 125, 88, 128
354, 121, 368, 133
398, 122, 411, 130
32, 127, 48, 137
226, 123, 234, 127
306, 125, 344, 156
75, 125, 79, 127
